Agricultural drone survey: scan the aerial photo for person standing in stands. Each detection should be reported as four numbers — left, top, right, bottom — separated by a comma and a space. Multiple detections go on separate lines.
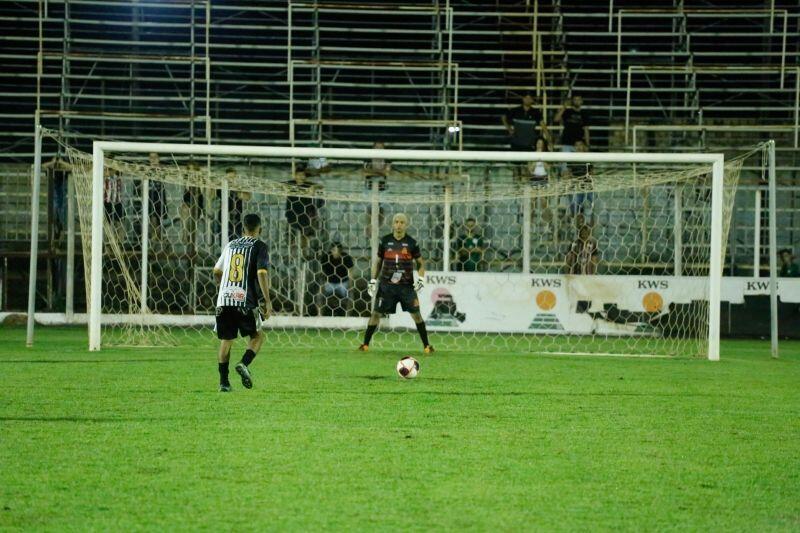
555, 94, 589, 152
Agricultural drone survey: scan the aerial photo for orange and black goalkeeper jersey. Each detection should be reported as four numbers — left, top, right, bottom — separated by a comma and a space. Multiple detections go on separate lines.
377, 233, 421, 286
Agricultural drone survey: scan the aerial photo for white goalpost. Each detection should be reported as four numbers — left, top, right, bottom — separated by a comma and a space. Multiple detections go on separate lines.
33, 130, 779, 361
75, 141, 725, 361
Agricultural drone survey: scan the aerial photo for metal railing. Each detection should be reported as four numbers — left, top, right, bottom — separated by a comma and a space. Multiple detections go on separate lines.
615, 9, 789, 88
632, 124, 800, 153
624, 66, 800, 145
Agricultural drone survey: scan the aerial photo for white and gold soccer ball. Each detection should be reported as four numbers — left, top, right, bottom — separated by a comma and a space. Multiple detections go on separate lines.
396, 356, 419, 379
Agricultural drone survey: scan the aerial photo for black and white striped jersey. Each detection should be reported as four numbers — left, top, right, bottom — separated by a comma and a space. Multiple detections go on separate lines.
214, 236, 269, 308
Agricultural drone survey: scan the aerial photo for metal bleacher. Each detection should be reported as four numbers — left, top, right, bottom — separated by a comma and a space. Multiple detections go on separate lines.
557, 0, 799, 276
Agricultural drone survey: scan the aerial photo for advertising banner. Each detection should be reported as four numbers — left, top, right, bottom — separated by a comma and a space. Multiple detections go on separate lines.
387, 272, 800, 335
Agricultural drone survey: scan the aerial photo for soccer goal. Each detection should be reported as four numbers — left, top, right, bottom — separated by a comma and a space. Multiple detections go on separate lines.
51, 138, 746, 359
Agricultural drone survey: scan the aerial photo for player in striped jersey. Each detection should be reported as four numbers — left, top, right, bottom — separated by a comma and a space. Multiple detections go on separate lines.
213, 213, 272, 392
358, 212, 434, 353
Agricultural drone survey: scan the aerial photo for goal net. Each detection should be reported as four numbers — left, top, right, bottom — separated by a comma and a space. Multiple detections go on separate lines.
63, 140, 743, 359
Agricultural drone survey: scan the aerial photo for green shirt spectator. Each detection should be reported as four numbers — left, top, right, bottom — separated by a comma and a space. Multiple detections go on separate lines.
455, 218, 486, 272
779, 248, 800, 277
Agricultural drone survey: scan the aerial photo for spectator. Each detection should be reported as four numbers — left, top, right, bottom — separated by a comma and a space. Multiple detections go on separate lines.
147, 152, 167, 243
363, 141, 391, 191
364, 141, 390, 235
212, 167, 252, 242
225, 167, 251, 239
285, 165, 325, 254
316, 242, 355, 316
566, 224, 600, 275
528, 137, 554, 235
563, 139, 594, 218
454, 217, 486, 272
554, 94, 589, 152
528, 137, 551, 185
103, 167, 124, 244
180, 161, 204, 246
42, 157, 71, 240
502, 91, 545, 151
503, 91, 545, 180
779, 248, 800, 277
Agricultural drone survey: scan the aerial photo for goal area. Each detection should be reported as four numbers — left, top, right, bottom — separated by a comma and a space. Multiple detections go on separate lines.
61, 140, 742, 359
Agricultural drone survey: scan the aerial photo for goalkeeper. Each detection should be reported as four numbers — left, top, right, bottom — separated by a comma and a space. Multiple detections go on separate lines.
359, 213, 434, 353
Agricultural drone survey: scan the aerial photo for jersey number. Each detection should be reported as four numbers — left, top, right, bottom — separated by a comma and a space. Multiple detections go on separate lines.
229, 253, 245, 282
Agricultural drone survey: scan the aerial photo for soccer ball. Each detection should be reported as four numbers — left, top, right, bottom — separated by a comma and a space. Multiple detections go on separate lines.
396, 356, 420, 379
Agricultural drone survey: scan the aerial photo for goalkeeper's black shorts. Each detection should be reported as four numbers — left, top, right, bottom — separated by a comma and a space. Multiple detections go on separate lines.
215, 306, 260, 340
374, 283, 419, 314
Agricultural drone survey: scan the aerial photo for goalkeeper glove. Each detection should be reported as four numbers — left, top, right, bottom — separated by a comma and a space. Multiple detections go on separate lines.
367, 279, 378, 298
413, 274, 424, 293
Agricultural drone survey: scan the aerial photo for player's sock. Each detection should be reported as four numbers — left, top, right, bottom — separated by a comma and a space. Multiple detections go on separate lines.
415, 321, 430, 347
241, 349, 256, 367
363, 325, 377, 345
218, 362, 230, 385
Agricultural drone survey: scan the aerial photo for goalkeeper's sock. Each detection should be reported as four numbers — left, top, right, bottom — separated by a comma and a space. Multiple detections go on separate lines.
415, 321, 430, 347
241, 349, 256, 367
218, 362, 230, 385
363, 325, 377, 345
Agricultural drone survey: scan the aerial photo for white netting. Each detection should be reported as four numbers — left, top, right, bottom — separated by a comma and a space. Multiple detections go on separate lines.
63, 140, 743, 357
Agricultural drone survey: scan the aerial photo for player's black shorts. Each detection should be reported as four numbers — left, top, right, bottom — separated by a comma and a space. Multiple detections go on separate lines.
215, 306, 260, 340
374, 283, 419, 314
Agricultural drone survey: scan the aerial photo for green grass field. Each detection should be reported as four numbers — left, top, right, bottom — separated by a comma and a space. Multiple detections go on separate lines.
1, 327, 799, 530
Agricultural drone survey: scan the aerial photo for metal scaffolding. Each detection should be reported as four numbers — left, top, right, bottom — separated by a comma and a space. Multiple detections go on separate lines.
1, 0, 556, 159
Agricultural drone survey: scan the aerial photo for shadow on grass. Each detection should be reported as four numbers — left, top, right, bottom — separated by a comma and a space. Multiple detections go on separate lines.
268, 389, 722, 398
0, 359, 193, 364
0, 415, 182, 423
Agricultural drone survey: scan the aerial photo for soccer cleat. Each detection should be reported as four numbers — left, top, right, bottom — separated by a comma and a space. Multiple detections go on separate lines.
423, 345, 435, 354
235, 362, 253, 389
219, 383, 232, 392
357, 344, 369, 352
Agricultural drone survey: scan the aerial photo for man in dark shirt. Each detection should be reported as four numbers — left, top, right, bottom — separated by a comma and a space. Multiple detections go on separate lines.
503, 91, 546, 179
563, 139, 594, 217
566, 224, 600, 275
180, 161, 204, 246
554, 95, 589, 151
147, 152, 167, 243
358, 213, 434, 354
317, 242, 355, 316
285, 165, 324, 254
226, 167, 251, 239
502, 91, 545, 152
779, 248, 800, 277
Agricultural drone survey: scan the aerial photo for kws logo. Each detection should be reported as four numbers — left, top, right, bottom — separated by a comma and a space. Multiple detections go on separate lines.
532, 278, 562, 288
637, 280, 669, 289
427, 275, 457, 285
745, 280, 779, 291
